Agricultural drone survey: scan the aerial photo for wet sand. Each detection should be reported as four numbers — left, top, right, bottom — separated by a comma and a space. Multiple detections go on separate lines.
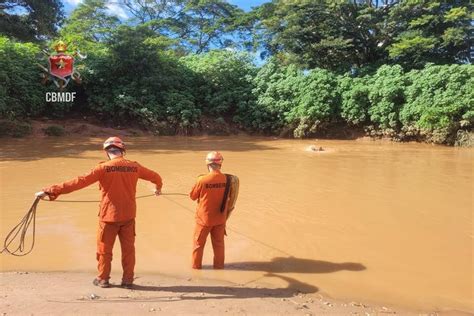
0, 271, 449, 315
1, 136, 473, 314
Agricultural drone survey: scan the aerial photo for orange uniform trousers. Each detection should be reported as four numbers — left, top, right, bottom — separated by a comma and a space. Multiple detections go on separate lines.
96, 219, 135, 283
192, 223, 225, 269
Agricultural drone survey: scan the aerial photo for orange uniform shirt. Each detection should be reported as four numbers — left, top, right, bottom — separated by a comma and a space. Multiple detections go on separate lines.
190, 170, 228, 227
43, 157, 162, 222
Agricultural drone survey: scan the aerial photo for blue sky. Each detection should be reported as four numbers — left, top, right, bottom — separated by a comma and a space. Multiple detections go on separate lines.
228, 0, 269, 11
62, 0, 270, 17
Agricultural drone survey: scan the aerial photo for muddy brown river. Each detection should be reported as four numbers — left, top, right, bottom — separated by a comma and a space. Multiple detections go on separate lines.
0, 137, 472, 312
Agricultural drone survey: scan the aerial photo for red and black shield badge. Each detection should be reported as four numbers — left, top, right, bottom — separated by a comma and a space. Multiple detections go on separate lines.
48, 53, 74, 79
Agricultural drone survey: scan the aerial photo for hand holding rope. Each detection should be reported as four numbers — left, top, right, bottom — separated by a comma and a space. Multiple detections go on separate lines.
1, 192, 187, 256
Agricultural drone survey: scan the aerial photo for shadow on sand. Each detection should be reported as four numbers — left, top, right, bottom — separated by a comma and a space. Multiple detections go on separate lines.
111, 257, 366, 301
112, 273, 318, 301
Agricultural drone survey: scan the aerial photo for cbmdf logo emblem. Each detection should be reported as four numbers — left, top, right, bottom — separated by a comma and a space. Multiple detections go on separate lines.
40, 40, 86, 101
49, 41, 74, 83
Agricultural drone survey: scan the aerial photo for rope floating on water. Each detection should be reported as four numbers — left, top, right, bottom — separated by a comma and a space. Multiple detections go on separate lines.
161, 195, 292, 257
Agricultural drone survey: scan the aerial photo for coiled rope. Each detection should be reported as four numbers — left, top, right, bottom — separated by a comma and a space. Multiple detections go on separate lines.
1, 197, 40, 256
2, 192, 291, 257
1, 193, 186, 256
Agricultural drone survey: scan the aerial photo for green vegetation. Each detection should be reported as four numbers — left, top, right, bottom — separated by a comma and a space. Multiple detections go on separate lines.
84, 25, 199, 134
1, 0, 472, 145
0, 37, 47, 119
256, 0, 471, 70
43, 124, 66, 136
0, 120, 32, 137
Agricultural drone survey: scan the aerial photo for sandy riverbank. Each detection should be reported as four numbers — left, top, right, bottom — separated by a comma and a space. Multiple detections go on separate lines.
0, 271, 455, 316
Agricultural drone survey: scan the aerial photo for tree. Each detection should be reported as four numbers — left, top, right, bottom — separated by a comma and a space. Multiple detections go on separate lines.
254, 0, 389, 71
0, 0, 64, 41
85, 25, 199, 133
253, 0, 471, 71
121, 0, 246, 53
59, 0, 120, 52
175, 0, 247, 53
120, 0, 181, 24
387, 1, 471, 67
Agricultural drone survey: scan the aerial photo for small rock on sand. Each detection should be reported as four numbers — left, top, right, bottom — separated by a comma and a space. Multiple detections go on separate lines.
89, 294, 99, 300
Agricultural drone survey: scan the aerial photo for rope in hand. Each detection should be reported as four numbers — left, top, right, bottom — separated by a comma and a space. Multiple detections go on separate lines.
45, 193, 188, 203
1, 197, 40, 256
2, 192, 291, 258
1, 193, 186, 256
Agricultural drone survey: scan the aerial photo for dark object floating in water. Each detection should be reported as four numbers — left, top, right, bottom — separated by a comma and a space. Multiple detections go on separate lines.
308, 145, 324, 152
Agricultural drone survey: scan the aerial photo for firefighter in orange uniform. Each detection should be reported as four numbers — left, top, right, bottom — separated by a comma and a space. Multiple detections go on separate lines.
35, 137, 162, 288
189, 151, 230, 269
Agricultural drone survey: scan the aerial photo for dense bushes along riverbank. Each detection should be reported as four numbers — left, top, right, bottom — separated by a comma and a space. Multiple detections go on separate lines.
1, 36, 473, 146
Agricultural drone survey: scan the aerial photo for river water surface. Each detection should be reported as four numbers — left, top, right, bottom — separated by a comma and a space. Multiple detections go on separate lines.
0, 137, 472, 312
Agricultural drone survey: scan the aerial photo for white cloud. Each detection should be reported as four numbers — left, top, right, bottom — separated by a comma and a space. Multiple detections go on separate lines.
64, 0, 82, 5
106, 2, 128, 19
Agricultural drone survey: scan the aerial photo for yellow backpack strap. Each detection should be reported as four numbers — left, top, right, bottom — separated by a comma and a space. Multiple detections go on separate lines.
220, 174, 232, 213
